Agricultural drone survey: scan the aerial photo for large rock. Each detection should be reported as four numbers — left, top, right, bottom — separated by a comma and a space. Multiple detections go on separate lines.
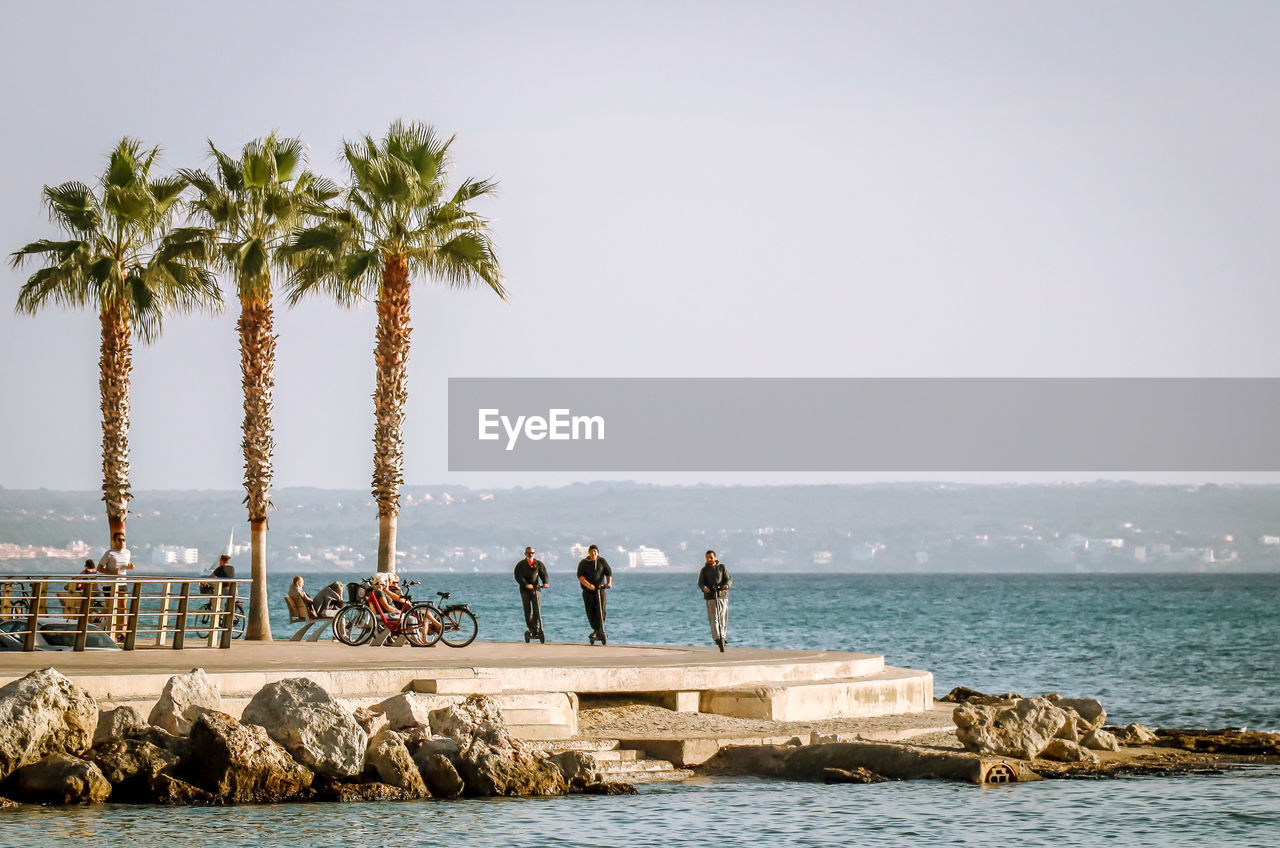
130, 726, 192, 761
1115, 723, 1159, 746
1081, 728, 1121, 751
1040, 739, 1100, 763
953, 697, 1071, 760
1049, 696, 1107, 729
375, 693, 439, 731
182, 711, 313, 804
415, 751, 465, 798
429, 696, 515, 749
241, 678, 367, 778
314, 780, 419, 803
0, 668, 98, 780
550, 750, 601, 789
365, 729, 428, 798
402, 727, 461, 760
457, 737, 567, 797
94, 706, 147, 747
149, 669, 221, 736
14, 753, 111, 804
429, 696, 566, 797
149, 774, 217, 806
352, 706, 388, 738
86, 739, 180, 802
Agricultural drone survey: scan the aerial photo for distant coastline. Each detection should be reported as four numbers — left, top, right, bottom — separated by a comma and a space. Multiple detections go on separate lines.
2, 482, 1278, 575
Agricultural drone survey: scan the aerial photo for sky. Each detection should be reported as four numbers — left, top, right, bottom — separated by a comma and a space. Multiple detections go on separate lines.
1, 1, 1278, 493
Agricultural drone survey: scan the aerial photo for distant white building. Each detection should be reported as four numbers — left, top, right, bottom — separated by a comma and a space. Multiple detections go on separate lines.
151, 546, 199, 565
627, 546, 670, 569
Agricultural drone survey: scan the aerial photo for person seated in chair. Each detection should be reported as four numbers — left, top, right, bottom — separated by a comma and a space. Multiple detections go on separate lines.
288, 575, 316, 618
311, 581, 345, 618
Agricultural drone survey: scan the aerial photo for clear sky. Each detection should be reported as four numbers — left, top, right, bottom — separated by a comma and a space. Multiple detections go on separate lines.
1, 1, 1278, 492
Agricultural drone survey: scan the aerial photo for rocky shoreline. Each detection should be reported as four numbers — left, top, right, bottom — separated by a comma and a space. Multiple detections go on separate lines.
0, 668, 629, 807
695, 687, 1280, 784
1, 671, 1275, 807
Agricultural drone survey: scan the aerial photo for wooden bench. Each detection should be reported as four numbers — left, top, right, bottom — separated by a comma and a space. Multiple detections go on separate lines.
285, 595, 330, 642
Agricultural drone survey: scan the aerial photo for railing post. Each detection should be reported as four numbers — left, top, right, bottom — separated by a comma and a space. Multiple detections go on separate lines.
124, 582, 143, 651
73, 580, 90, 651
23, 582, 44, 652
156, 581, 172, 646
173, 582, 190, 651
219, 581, 238, 649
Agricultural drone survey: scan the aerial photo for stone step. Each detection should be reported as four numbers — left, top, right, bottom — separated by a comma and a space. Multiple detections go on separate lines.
508, 724, 574, 740
589, 748, 638, 762
526, 739, 621, 753
700, 666, 934, 722
501, 708, 568, 726
625, 768, 696, 784
599, 758, 679, 775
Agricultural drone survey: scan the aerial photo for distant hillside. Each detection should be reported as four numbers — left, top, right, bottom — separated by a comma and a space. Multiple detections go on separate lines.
2, 482, 1278, 573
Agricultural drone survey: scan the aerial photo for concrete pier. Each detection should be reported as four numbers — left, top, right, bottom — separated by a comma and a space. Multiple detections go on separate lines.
0, 640, 933, 741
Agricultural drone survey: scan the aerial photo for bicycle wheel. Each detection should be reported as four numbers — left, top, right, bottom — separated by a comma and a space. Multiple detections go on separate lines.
334, 605, 375, 646
191, 609, 212, 639
402, 606, 431, 647
231, 607, 246, 639
412, 603, 443, 647
440, 606, 478, 648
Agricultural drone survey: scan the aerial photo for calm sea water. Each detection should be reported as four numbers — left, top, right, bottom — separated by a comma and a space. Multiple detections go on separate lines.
3, 572, 1278, 846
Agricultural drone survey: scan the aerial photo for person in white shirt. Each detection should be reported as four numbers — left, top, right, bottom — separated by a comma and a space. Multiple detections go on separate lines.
97, 531, 135, 574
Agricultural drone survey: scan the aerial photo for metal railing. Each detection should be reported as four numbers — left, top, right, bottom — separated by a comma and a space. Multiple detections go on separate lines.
0, 576, 249, 651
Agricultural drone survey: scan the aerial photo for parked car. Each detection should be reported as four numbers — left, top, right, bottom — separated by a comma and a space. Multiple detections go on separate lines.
0, 618, 121, 651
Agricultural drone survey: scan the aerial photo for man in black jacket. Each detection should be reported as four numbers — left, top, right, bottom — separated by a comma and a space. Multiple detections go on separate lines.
698, 550, 732, 651
577, 544, 612, 645
514, 546, 549, 642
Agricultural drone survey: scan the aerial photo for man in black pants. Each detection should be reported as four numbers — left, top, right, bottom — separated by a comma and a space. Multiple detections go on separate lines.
577, 544, 612, 645
514, 546, 549, 642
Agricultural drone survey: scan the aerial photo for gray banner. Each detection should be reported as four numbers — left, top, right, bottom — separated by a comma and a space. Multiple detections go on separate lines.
447, 378, 1280, 472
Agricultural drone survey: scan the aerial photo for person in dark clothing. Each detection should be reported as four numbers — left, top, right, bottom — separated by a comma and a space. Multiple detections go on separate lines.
211, 555, 235, 579
576, 544, 613, 645
697, 550, 732, 651
311, 581, 345, 618
514, 546, 549, 643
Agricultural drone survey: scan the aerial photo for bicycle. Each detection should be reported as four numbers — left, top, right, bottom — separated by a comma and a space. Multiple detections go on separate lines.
412, 591, 478, 648
333, 579, 432, 647
191, 599, 246, 639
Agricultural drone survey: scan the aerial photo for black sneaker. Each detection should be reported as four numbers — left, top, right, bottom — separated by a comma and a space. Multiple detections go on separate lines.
524, 630, 531, 643
538, 630, 546, 644
718, 639, 725, 653
588, 632, 596, 645
599, 633, 607, 645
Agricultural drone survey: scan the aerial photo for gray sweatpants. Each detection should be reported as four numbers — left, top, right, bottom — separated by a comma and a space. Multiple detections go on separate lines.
705, 595, 728, 642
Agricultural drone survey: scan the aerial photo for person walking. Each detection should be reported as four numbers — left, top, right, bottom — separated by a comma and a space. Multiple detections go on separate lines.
698, 550, 732, 651
515, 546, 549, 643
577, 544, 612, 645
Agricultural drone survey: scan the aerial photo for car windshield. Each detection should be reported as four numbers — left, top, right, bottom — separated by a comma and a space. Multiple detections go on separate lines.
40, 623, 117, 649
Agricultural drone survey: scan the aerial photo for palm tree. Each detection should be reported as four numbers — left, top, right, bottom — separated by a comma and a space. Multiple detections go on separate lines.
285, 121, 505, 573
183, 133, 340, 640
11, 138, 219, 543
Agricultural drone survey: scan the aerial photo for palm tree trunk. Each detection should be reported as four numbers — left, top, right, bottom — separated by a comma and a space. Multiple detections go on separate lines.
99, 307, 132, 542
239, 294, 276, 640
372, 255, 411, 573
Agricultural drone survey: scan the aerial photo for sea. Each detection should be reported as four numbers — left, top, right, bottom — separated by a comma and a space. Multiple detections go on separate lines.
4, 571, 1279, 847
